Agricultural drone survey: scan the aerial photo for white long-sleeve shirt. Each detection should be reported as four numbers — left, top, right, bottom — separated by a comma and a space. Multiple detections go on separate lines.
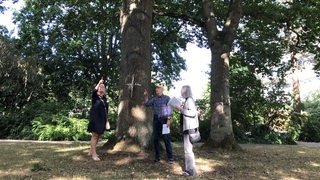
181, 97, 199, 131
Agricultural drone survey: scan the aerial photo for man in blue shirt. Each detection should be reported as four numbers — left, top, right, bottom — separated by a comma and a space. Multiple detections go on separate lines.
144, 84, 173, 164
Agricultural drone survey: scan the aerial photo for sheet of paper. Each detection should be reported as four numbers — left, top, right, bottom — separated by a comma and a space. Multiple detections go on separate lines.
162, 124, 170, 134
168, 97, 182, 108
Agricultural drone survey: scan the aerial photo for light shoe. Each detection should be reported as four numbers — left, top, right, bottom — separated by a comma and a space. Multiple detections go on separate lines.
182, 171, 190, 176
92, 156, 101, 161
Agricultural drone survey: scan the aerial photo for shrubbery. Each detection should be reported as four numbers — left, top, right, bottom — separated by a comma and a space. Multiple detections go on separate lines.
299, 91, 320, 142
32, 114, 91, 141
1, 99, 98, 141
299, 118, 320, 142
2, 88, 319, 144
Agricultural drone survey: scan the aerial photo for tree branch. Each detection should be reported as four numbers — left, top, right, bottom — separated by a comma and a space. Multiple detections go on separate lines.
223, 0, 243, 47
153, 10, 204, 28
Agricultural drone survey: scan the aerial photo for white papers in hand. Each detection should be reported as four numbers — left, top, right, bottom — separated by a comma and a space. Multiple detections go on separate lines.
168, 97, 182, 108
162, 124, 170, 134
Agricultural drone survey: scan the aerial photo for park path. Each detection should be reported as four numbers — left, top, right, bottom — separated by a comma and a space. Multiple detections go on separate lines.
296, 141, 320, 147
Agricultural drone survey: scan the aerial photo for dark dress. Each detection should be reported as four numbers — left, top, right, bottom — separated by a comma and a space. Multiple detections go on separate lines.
87, 89, 108, 134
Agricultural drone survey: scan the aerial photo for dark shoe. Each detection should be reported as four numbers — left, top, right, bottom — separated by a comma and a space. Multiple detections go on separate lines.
182, 170, 194, 176
154, 159, 160, 163
168, 159, 174, 164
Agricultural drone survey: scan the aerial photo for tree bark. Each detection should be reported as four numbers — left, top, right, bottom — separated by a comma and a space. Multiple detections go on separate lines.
291, 52, 303, 115
113, 0, 153, 151
202, 0, 242, 150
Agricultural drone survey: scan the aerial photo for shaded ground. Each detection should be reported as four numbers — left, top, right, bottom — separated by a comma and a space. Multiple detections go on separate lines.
0, 140, 319, 180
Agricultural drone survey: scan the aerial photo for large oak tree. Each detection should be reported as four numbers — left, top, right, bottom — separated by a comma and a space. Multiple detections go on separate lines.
201, 0, 242, 149
115, 0, 154, 150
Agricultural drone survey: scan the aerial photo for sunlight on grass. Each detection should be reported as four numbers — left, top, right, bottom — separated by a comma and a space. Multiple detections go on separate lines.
72, 155, 87, 161
297, 150, 306, 154
48, 177, 90, 180
0, 170, 30, 177
265, 175, 301, 180
114, 156, 132, 165
196, 157, 220, 173
258, 175, 272, 180
310, 162, 320, 167
273, 170, 303, 180
172, 165, 183, 175
111, 140, 141, 152
28, 160, 41, 165
1, 142, 320, 179
279, 176, 304, 180
55, 146, 88, 153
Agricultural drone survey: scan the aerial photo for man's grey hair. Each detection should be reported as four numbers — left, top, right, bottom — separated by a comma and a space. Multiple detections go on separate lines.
181, 85, 193, 98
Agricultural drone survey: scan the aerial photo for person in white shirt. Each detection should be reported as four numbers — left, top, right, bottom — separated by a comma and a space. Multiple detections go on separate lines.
175, 85, 199, 176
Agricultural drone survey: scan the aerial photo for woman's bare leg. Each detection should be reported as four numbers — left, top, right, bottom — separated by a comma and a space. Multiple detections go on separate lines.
90, 132, 100, 160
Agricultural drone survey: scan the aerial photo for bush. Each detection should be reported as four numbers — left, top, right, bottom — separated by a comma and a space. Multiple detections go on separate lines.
0, 111, 38, 140
298, 91, 320, 142
0, 100, 72, 139
168, 111, 183, 142
1, 98, 126, 141
299, 117, 320, 142
0, 113, 19, 139
239, 122, 299, 145
32, 114, 91, 141
233, 122, 251, 143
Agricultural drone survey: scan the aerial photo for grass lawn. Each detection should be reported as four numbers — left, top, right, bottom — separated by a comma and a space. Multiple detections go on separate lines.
0, 140, 319, 180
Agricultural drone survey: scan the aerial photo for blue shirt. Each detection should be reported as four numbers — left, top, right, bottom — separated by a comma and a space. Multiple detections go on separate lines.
145, 95, 172, 117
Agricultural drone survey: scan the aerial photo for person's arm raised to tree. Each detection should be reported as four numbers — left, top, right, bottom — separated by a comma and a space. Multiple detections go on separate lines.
95, 79, 104, 90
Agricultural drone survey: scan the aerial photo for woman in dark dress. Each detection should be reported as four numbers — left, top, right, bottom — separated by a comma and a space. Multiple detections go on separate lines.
87, 79, 108, 161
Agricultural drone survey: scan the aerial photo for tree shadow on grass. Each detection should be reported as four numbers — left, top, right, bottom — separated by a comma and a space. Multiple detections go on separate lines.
1, 141, 320, 179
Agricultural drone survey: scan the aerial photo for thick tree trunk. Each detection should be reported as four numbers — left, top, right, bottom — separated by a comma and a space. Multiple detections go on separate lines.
292, 58, 302, 114
209, 42, 237, 149
202, 0, 242, 150
113, 0, 153, 151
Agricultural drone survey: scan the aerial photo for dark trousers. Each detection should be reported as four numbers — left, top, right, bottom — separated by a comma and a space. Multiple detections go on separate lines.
153, 117, 173, 160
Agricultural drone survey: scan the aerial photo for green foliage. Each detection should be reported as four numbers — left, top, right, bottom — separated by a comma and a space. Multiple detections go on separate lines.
15, 0, 122, 103
194, 71, 298, 145
0, 96, 116, 141
286, 0, 320, 71
248, 125, 281, 144
0, 36, 44, 112
168, 111, 183, 142
299, 91, 320, 142
0, 113, 22, 139
2, 100, 68, 139
225, 53, 305, 144
1, 0, 318, 145
229, 55, 289, 143
0, 36, 43, 138
31, 163, 50, 172
300, 118, 320, 142
14, 0, 190, 104
196, 85, 211, 142
32, 114, 91, 141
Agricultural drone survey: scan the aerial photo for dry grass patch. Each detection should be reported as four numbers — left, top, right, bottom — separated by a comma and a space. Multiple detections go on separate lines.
0, 140, 320, 179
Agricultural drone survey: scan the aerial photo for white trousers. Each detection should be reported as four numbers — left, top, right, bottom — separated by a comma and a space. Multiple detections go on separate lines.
183, 134, 196, 175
